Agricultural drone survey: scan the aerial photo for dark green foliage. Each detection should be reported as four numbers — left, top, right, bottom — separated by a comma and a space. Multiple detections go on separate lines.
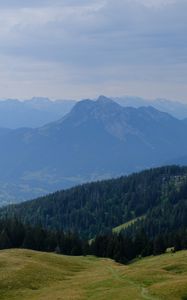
0, 229, 12, 249
0, 218, 186, 265
1, 165, 187, 264
2, 165, 187, 239
153, 236, 166, 255
0, 218, 86, 256
90, 228, 187, 262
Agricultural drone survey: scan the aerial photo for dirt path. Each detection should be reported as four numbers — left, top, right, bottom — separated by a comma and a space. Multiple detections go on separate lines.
141, 287, 159, 300
108, 265, 159, 300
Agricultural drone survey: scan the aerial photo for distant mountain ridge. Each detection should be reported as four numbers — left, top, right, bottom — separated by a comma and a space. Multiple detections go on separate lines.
0, 96, 187, 204
0, 95, 187, 129
0, 97, 76, 128
113, 96, 187, 119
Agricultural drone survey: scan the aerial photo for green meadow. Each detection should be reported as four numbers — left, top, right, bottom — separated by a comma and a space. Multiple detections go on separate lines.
0, 249, 187, 300
112, 216, 146, 233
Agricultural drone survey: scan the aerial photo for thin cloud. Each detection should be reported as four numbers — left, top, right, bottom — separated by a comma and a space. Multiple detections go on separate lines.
0, 0, 186, 100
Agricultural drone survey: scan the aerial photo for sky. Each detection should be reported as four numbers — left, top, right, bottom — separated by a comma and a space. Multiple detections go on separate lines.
0, 0, 186, 101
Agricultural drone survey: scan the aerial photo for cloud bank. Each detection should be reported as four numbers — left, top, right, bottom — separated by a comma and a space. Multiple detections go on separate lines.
0, 0, 186, 100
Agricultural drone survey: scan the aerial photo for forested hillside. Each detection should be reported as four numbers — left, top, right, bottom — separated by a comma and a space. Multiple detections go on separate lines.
2, 165, 187, 239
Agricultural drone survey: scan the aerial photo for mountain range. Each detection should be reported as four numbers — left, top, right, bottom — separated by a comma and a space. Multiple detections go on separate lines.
0, 96, 187, 130
0, 95, 187, 204
114, 96, 187, 119
0, 97, 75, 128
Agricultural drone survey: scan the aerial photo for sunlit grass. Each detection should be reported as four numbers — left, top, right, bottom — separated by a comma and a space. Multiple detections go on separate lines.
0, 249, 187, 299
112, 215, 146, 233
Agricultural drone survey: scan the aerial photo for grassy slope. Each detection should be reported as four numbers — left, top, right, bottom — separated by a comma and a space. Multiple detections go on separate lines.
112, 215, 146, 233
0, 249, 187, 300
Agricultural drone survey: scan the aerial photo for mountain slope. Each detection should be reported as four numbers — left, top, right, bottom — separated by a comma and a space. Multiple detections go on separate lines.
2, 166, 187, 239
0, 97, 187, 203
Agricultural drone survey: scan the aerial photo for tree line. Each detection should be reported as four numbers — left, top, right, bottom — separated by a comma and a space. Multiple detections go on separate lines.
91, 229, 187, 263
0, 218, 187, 264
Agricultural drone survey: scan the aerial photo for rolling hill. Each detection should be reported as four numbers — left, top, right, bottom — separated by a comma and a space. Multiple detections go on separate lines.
0, 248, 187, 300
1, 96, 187, 204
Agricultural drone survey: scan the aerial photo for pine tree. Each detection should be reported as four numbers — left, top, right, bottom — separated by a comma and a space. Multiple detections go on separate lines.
0, 229, 12, 249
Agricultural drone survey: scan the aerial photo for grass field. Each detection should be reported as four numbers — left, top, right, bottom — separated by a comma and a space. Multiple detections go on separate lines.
112, 215, 146, 233
0, 249, 187, 300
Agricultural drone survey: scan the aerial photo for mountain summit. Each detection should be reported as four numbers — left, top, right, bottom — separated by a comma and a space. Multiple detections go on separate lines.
0, 97, 187, 203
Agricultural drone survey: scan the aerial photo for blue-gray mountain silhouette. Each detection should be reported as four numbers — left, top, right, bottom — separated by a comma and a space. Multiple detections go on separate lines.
0, 96, 187, 204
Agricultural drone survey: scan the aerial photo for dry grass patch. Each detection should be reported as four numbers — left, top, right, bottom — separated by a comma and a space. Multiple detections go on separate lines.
0, 249, 187, 300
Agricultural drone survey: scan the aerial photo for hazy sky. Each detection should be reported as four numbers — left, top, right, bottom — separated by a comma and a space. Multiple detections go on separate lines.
0, 0, 187, 101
